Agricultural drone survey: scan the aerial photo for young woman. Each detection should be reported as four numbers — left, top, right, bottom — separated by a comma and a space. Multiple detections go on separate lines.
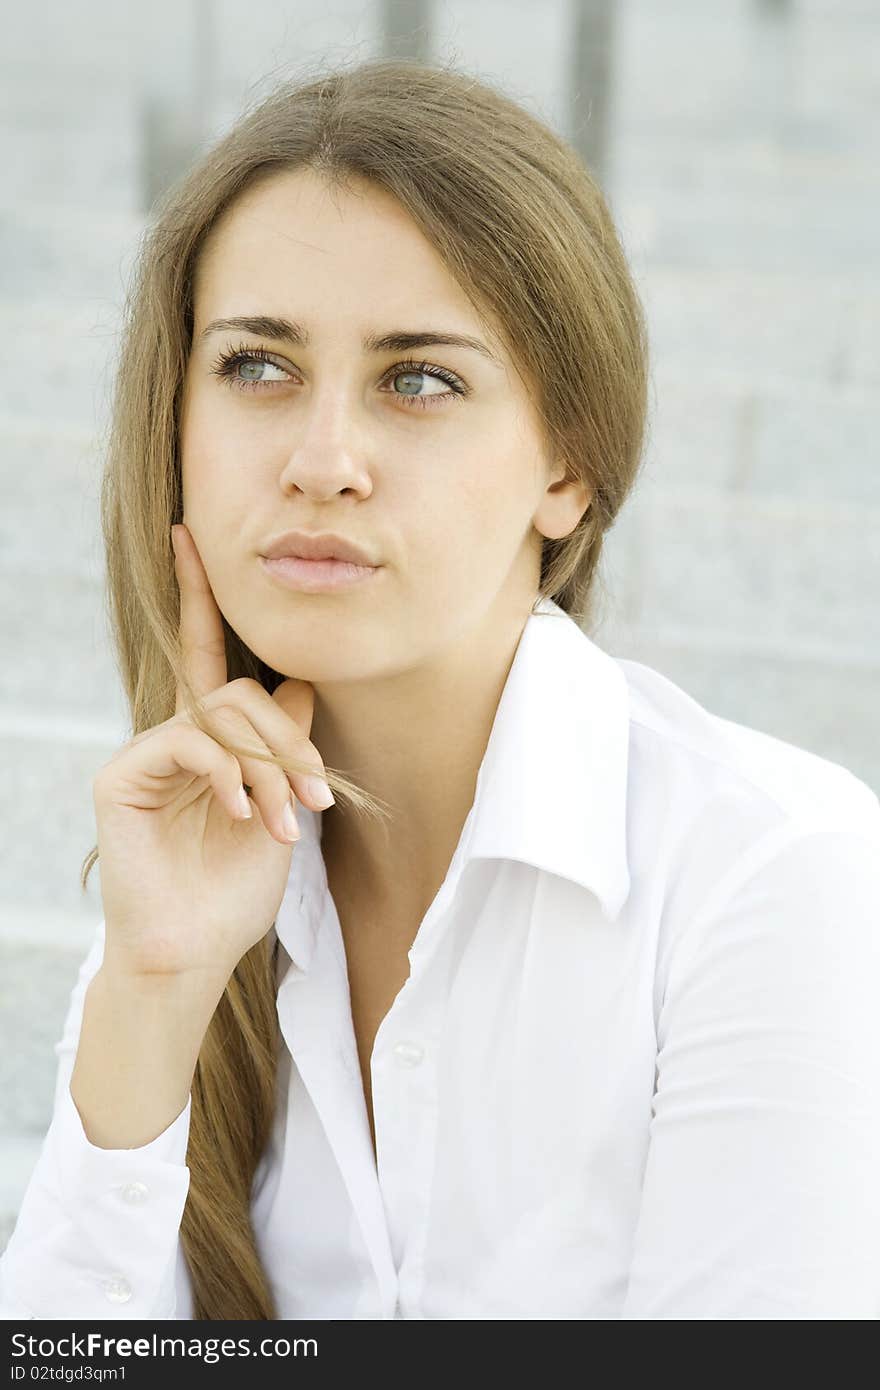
2, 58, 879, 1322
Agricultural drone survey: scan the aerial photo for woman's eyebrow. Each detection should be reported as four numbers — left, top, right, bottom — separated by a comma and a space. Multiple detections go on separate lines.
198, 315, 500, 363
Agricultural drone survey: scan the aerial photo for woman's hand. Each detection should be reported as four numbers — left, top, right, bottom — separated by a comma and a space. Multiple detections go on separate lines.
91, 521, 332, 984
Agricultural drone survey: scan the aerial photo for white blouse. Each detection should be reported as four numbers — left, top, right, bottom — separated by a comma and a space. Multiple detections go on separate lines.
2, 596, 880, 1321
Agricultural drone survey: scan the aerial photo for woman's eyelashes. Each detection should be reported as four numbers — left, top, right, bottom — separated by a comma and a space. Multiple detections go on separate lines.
208, 342, 469, 409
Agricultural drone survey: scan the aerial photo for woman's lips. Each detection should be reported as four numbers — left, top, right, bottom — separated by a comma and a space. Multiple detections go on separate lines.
259, 555, 381, 593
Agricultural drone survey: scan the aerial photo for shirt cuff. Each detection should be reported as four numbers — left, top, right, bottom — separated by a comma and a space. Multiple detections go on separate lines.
57, 1075, 192, 1169
0, 1082, 192, 1319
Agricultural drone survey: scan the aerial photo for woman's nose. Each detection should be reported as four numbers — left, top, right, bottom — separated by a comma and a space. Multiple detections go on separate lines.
276, 393, 374, 499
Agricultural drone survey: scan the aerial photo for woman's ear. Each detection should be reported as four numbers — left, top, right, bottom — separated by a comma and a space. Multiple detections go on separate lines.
533, 464, 593, 542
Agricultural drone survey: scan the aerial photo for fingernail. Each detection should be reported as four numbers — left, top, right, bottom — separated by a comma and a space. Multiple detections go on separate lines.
305, 775, 335, 809
281, 800, 301, 842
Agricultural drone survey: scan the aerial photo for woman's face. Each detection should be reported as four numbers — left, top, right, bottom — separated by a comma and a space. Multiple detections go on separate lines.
179, 167, 588, 684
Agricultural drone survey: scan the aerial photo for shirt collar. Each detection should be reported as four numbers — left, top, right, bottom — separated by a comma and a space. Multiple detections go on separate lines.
274, 596, 631, 973
464, 596, 631, 922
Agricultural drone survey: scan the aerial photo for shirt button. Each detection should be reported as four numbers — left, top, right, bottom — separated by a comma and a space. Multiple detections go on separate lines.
393, 1041, 424, 1066
120, 1181, 149, 1205
103, 1275, 132, 1304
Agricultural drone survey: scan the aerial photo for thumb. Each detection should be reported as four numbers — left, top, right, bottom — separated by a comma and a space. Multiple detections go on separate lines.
271, 676, 316, 742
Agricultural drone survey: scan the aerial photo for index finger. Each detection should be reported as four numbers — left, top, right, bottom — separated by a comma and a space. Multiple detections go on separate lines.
171, 522, 229, 714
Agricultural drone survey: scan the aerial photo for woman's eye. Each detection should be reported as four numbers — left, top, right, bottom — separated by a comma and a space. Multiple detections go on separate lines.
223, 354, 290, 389
384, 369, 456, 406
209, 346, 467, 409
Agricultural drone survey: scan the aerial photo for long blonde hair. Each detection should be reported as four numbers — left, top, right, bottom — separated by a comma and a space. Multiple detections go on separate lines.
80, 56, 649, 1318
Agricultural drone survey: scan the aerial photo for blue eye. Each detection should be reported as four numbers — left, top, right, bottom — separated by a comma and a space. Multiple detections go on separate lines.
208, 343, 468, 410
385, 366, 461, 406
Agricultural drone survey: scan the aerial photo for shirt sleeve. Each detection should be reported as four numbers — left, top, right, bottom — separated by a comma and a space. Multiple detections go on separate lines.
622, 825, 880, 1320
0, 920, 195, 1321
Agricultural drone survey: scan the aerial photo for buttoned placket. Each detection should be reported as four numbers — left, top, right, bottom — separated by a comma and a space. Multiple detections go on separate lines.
276, 870, 399, 1317
369, 869, 464, 1317
274, 807, 477, 1319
